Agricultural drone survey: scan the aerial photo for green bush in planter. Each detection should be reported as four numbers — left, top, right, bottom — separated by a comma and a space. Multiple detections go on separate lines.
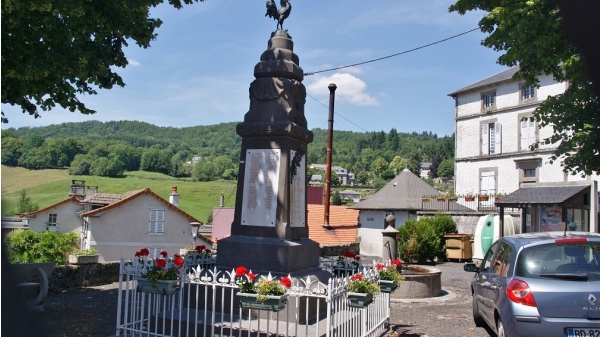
4, 229, 78, 265
397, 214, 458, 263
429, 213, 457, 261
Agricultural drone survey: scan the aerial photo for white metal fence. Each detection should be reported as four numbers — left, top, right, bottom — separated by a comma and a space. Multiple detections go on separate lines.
115, 256, 391, 337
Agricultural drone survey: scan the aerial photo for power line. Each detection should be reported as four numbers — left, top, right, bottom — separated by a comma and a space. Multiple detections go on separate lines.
304, 27, 479, 76
306, 92, 370, 133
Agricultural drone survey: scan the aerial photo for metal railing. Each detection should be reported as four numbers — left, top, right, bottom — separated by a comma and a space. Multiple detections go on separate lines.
420, 195, 501, 212
115, 257, 391, 337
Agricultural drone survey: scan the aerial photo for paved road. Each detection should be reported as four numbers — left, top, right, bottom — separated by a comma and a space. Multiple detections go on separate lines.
389, 261, 495, 337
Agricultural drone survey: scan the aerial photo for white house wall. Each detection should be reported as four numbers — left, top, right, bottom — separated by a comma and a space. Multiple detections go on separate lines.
358, 210, 409, 256
87, 194, 200, 262
26, 201, 82, 236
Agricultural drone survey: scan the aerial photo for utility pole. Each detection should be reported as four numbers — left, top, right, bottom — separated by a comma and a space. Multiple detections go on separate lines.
324, 83, 336, 228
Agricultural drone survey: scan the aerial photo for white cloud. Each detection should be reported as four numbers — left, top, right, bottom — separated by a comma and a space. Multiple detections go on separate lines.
307, 72, 378, 106
127, 59, 141, 67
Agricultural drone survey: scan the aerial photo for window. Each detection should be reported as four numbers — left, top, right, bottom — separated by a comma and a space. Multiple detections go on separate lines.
515, 158, 540, 184
521, 84, 535, 100
523, 169, 536, 178
482, 93, 496, 109
148, 209, 165, 234
520, 117, 536, 150
48, 213, 58, 225
481, 122, 502, 155
480, 171, 496, 196
151, 247, 163, 258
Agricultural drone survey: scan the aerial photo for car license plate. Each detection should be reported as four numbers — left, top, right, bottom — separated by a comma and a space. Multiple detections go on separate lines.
567, 328, 600, 337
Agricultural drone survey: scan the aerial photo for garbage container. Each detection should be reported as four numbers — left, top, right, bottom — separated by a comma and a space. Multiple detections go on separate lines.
444, 234, 473, 261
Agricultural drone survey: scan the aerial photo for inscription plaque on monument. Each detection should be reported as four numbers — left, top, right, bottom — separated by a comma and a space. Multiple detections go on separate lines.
241, 149, 280, 227
290, 150, 306, 227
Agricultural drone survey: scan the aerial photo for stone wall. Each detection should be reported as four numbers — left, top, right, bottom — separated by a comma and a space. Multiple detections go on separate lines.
49, 262, 120, 293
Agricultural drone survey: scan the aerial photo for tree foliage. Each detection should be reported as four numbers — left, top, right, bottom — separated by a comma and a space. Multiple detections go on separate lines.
437, 158, 454, 180
1, 0, 205, 123
450, 0, 600, 175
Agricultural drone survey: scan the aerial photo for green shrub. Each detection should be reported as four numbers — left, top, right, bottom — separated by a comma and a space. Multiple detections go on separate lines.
397, 214, 456, 264
429, 213, 458, 261
4, 229, 78, 265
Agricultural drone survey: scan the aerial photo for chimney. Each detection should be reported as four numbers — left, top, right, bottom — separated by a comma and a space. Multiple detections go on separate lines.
169, 186, 179, 207
219, 192, 224, 207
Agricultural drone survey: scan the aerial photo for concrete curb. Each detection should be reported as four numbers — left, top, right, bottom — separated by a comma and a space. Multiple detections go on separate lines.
390, 287, 458, 304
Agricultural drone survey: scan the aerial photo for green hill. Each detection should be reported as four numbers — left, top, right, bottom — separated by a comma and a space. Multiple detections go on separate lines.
1, 166, 236, 222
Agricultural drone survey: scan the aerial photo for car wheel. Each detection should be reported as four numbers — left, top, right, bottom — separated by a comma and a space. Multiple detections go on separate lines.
472, 296, 485, 327
496, 318, 506, 337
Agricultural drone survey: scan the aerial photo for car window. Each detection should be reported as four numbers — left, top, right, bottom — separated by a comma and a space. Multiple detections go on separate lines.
481, 241, 501, 273
491, 242, 513, 277
516, 241, 600, 278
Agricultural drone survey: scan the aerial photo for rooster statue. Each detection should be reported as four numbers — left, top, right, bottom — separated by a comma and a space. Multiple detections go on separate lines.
265, 0, 292, 30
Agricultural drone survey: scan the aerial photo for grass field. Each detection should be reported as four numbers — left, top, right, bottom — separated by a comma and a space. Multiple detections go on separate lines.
1, 166, 237, 222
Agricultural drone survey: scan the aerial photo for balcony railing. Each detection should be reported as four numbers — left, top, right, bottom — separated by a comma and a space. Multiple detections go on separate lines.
420, 195, 502, 213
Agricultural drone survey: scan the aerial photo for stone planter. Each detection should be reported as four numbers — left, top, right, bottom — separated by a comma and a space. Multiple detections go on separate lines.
68, 254, 99, 265
136, 278, 179, 295
378, 280, 398, 293
347, 292, 374, 308
237, 292, 288, 312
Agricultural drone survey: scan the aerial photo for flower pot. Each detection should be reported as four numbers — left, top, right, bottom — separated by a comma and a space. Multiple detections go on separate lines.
136, 278, 179, 295
347, 292, 374, 308
68, 254, 99, 265
237, 292, 288, 312
479, 196, 489, 201
465, 197, 475, 202
378, 280, 398, 293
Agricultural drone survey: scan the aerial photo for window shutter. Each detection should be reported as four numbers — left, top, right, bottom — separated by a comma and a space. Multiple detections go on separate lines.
149, 210, 158, 233
480, 172, 496, 195
493, 122, 502, 154
156, 210, 164, 233
481, 124, 489, 155
527, 120, 535, 148
520, 120, 528, 150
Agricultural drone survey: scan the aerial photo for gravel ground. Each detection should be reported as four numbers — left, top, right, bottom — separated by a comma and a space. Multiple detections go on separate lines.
6, 261, 495, 337
389, 261, 495, 337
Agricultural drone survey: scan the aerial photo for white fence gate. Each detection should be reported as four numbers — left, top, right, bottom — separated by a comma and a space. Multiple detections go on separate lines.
115, 257, 391, 337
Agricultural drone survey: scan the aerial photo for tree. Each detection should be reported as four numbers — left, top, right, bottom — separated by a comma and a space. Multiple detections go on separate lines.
450, 0, 600, 175
1, 0, 205, 123
437, 158, 454, 180
16, 190, 39, 214
371, 157, 389, 176
331, 191, 342, 206
356, 170, 370, 185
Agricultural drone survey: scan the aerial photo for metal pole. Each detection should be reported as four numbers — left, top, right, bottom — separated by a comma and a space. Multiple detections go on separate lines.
324, 83, 337, 228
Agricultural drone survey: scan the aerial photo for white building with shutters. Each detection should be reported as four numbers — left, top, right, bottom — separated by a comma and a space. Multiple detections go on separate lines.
449, 67, 599, 233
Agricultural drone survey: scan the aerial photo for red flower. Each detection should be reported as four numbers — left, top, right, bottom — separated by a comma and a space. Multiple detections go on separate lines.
354, 256, 361, 261
160, 251, 168, 257
247, 272, 256, 281
235, 266, 248, 277
139, 248, 150, 256
344, 251, 356, 258
280, 276, 292, 288
204, 249, 211, 254
391, 259, 402, 267
196, 245, 206, 252
376, 263, 385, 271
135, 251, 141, 257
350, 274, 363, 281
173, 256, 184, 268
156, 258, 167, 268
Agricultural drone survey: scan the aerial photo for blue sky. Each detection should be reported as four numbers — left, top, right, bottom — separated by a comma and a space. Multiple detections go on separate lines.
1, 0, 506, 136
